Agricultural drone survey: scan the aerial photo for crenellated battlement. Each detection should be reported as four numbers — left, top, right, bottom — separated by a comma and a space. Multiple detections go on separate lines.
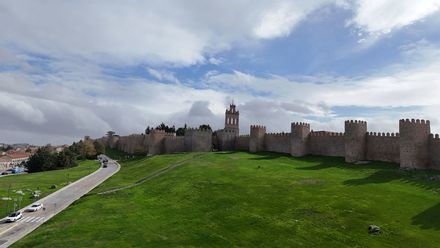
250, 125, 266, 130
164, 132, 177, 137
310, 131, 344, 137
367, 132, 399, 137
185, 127, 212, 133
399, 118, 430, 126
266, 132, 290, 137
345, 120, 367, 126
217, 129, 237, 134
430, 134, 440, 141
292, 122, 310, 128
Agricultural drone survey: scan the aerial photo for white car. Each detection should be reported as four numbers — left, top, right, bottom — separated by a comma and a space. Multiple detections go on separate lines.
27, 203, 43, 212
5, 211, 22, 222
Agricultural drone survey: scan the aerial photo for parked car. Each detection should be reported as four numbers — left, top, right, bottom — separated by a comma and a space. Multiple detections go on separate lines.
12, 167, 24, 174
1, 171, 8, 175
27, 203, 43, 212
6, 211, 22, 222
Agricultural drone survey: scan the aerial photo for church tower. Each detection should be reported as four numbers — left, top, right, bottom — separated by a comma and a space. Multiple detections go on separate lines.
225, 102, 239, 134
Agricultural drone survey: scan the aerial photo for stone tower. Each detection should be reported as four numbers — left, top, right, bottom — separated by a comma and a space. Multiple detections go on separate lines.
344, 120, 367, 163
249, 125, 266, 153
399, 119, 430, 169
290, 122, 310, 157
225, 103, 239, 134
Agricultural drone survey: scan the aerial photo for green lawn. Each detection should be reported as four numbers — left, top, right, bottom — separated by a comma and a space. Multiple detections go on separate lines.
13, 152, 440, 247
0, 160, 100, 218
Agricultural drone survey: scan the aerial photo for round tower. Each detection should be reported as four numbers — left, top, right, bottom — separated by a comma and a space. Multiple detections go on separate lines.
290, 122, 310, 157
399, 119, 430, 169
249, 125, 266, 153
344, 120, 367, 163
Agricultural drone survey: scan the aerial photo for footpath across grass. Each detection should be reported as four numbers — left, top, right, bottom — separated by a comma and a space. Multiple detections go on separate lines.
13, 152, 440, 247
0, 160, 100, 218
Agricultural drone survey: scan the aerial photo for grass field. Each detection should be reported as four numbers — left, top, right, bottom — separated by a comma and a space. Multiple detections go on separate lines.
13, 152, 440, 247
0, 160, 100, 218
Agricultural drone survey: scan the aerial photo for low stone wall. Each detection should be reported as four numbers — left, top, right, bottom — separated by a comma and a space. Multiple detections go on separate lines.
309, 132, 345, 157
366, 132, 400, 163
264, 133, 290, 154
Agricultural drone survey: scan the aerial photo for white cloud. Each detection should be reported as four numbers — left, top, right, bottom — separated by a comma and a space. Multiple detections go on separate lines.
349, 0, 440, 36
0, 1, 437, 66
0, 92, 46, 125
1, 1, 440, 145
0, 1, 349, 66
147, 68, 180, 84
254, 0, 334, 39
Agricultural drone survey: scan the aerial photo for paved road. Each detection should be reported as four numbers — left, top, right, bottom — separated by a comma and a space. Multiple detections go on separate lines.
0, 155, 120, 247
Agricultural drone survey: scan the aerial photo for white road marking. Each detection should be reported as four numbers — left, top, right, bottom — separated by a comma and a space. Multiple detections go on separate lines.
33, 217, 44, 223
19, 217, 30, 222
25, 216, 36, 223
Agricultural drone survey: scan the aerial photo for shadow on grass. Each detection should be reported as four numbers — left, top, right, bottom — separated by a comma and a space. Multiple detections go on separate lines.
412, 202, 440, 230
343, 170, 402, 185
241, 152, 440, 192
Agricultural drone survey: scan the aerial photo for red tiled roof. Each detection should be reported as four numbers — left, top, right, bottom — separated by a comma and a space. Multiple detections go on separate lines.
7, 153, 30, 159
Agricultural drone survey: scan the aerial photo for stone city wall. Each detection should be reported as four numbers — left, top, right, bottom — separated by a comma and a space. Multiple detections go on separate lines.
184, 128, 212, 152
309, 131, 345, 157
264, 132, 290, 154
236, 135, 250, 151
366, 132, 400, 163
217, 129, 237, 151
97, 118, 439, 170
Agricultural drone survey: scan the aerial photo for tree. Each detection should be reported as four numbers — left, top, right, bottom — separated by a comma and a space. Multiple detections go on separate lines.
199, 124, 212, 131
176, 124, 187, 136
145, 126, 151, 134
94, 140, 106, 155
176, 127, 185, 136
106, 131, 115, 136
83, 139, 97, 159
26, 147, 57, 172
56, 149, 77, 168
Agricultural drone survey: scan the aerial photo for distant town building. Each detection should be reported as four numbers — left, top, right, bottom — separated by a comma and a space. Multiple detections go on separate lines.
0, 153, 30, 170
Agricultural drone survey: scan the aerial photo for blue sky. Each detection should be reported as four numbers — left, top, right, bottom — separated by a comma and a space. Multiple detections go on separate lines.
0, 1, 440, 145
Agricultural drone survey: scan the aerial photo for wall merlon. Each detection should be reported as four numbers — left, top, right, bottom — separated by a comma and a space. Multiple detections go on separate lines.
266, 132, 290, 137
310, 131, 344, 137
400, 118, 430, 125
431, 133, 440, 140
345, 120, 367, 125
292, 122, 310, 128
367, 132, 399, 137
